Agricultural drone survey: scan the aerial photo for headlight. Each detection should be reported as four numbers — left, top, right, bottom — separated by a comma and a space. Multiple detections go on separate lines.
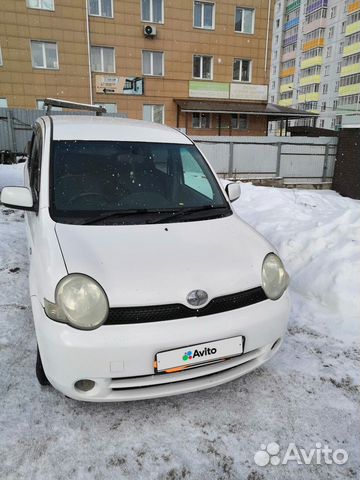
261, 253, 289, 300
44, 274, 109, 330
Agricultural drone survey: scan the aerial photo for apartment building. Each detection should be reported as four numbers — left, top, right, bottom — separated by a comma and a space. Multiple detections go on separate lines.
269, 0, 360, 131
0, 0, 286, 136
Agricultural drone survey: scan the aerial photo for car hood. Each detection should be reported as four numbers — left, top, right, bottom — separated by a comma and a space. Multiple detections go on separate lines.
55, 215, 273, 307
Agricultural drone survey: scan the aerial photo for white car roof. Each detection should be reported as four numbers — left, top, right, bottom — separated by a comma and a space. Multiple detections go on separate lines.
47, 116, 192, 144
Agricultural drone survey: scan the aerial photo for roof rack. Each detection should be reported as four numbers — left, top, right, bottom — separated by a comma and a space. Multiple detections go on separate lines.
44, 98, 106, 116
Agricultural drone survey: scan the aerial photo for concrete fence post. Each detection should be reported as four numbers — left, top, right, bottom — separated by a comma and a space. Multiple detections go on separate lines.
276, 142, 282, 177
322, 144, 329, 182
228, 142, 234, 177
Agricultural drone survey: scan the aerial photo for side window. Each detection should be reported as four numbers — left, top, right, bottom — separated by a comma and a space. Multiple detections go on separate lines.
180, 148, 213, 200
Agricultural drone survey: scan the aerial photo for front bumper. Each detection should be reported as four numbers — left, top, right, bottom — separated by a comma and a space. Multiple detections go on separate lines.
31, 293, 290, 402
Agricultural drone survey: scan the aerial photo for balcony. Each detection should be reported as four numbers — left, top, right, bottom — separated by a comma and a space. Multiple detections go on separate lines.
303, 38, 325, 51
279, 98, 293, 107
280, 66, 296, 78
283, 17, 299, 31
280, 82, 294, 93
339, 84, 360, 96
303, 17, 327, 34
299, 74, 321, 86
298, 92, 320, 102
348, 1, 360, 14
283, 34, 298, 46
282, 50, 297, 62
345, 21, 360, 37
305, 0, 327, 15
340, 63, 360, 77
286, 0, 301, 14
300, 55, 323, 69
343, 42, 360, 57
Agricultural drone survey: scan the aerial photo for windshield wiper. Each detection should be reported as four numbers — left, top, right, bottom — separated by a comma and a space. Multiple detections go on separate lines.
147, 205, 229, 224
81, 209, 153, 225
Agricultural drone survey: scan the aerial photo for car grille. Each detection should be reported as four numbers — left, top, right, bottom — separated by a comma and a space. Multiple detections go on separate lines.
105, 286, 267, 325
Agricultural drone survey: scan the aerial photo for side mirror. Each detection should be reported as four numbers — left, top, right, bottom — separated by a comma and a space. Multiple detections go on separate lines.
225, 182, 241, 202
0, 186, 34, 211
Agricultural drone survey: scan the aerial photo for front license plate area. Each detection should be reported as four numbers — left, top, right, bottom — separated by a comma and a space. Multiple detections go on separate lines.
155, 335, 244, 373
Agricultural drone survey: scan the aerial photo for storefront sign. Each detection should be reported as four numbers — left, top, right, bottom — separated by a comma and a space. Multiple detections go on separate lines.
189, 81, 229, 99
230, 83, 268, 101
95, 76, 144, 95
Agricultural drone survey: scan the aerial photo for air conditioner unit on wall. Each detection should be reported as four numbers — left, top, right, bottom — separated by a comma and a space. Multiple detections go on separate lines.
144, 25, 157, 37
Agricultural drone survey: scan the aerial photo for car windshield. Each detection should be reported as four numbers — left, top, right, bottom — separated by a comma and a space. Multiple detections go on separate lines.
50, 140, 231, 225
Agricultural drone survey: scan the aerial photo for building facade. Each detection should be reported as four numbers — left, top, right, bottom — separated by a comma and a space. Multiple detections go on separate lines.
269, 0, 360, 131
0, 0, 275, 136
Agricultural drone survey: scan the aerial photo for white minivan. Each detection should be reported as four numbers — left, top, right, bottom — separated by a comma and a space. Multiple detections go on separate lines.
1, 113, 290, 402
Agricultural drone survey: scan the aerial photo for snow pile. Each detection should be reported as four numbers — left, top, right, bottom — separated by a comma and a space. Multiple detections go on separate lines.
234, 182, 360, 340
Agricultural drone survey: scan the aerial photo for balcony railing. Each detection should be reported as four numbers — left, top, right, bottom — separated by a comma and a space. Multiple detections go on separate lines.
286, 0, 301, 14
283, 34, 298, 46
283, 17, 299, 31
305, 0, 328, 15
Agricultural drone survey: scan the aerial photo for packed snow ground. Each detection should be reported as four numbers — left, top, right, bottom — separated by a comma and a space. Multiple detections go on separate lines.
0, 164, 359, 480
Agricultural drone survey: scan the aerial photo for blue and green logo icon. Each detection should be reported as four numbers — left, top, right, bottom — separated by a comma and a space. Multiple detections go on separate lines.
183, 351, 193, 361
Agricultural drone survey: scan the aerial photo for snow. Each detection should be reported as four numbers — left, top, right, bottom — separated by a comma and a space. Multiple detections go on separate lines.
0, 165, 359, 480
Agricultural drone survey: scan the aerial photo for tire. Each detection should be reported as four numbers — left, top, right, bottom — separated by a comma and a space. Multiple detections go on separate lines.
36, 346, 50, 386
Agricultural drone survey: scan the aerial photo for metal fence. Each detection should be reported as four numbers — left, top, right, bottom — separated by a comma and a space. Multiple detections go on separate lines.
0, 108, 127, 154
192, 136, 338, 183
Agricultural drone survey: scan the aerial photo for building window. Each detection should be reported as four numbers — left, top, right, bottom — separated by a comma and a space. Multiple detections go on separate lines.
333, 99, 338, 109
94, 103, 117, 113
90, 46, 115, 72
276, 18, 280, 28
142, 51, 164, 76
324, 65, 330, 76
336, 62, 341, 73
0, 47, 3, 66
323, 83, 328, 94
27, 0, 54, 10
233, 59, 251, 82
330, 6, 336, 18
235, 7, 254, 34
0, 98, 8, 108
88, 0, 113, 17
321, 101, 326, 111
143, 104, 164, 124
36, 99, 62, 110
231, 114, 248, 130
194, 1, 214, 29
141, 0, 163, 23
335, 81, 339, 92
328, 26, 334, 38
326, 46, 332, 58
31, 41, 58, 69
193, 55, 213, 79
319, 119, 325, 128
192, 112, 211, 128
341, 21, 346, 34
